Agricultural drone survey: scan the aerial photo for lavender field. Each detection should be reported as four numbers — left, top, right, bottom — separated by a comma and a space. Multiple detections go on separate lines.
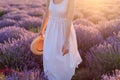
0, 0, 120, 80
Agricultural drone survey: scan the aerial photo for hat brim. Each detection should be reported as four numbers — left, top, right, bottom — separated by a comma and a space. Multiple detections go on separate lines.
30, 36, 44, 55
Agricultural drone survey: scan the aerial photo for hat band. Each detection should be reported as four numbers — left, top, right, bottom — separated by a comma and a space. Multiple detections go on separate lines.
37, 49, 43, 52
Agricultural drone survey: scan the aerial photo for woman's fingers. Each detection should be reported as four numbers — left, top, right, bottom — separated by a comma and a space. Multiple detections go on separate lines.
39, 31, 45, 38
63, 50, 69, 56
62, 46, 69, 56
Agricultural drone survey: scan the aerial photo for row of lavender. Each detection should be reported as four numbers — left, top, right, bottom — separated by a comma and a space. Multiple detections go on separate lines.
0, 2, 48, 80
0, 0, 120, 80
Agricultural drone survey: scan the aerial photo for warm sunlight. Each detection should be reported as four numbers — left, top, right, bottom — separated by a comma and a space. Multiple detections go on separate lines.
74, 0, 120, 24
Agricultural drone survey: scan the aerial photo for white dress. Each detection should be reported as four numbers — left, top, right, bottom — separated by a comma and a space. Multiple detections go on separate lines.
43, 0, 82, 80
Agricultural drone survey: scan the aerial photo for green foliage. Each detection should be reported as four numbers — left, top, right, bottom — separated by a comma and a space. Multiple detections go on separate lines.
72, 68, 94, 80
0, 11, 4, 16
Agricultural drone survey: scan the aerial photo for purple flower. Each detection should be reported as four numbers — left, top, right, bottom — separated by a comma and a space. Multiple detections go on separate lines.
95, 19, 120, 39
0, 19, 16, 28
73, 18, 94, 27
15, 16, 42, 30
2, 11, 29, 21
85, 32, 120, 79
0, 26, 32, 43
27, 8, 44, 17
0, 26, 43, 70
74, 25, 103, 52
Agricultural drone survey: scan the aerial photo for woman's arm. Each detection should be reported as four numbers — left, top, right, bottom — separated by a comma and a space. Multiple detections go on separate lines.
39, 0, 50, 34
63, 0, 75, 46
62, 0, 75, 55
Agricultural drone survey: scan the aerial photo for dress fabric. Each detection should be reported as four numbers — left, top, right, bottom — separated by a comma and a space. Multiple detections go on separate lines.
43, 0, 82, 80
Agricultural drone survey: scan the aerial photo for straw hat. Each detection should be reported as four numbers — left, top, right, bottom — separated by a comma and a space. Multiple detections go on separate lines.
30, 35, 44, 55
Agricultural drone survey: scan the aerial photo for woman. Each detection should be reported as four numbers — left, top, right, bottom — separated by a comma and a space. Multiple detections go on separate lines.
39, 0, 82, 80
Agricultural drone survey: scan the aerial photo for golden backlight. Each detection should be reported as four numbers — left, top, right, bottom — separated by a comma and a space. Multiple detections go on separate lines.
75, 0, 119, 18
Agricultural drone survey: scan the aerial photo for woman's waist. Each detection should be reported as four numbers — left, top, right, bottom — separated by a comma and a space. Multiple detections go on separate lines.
49, 15, 69, 21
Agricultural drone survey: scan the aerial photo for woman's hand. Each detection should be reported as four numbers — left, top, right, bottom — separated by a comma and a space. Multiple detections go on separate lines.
38, 31, 45, 38
62, 40, 70, 56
